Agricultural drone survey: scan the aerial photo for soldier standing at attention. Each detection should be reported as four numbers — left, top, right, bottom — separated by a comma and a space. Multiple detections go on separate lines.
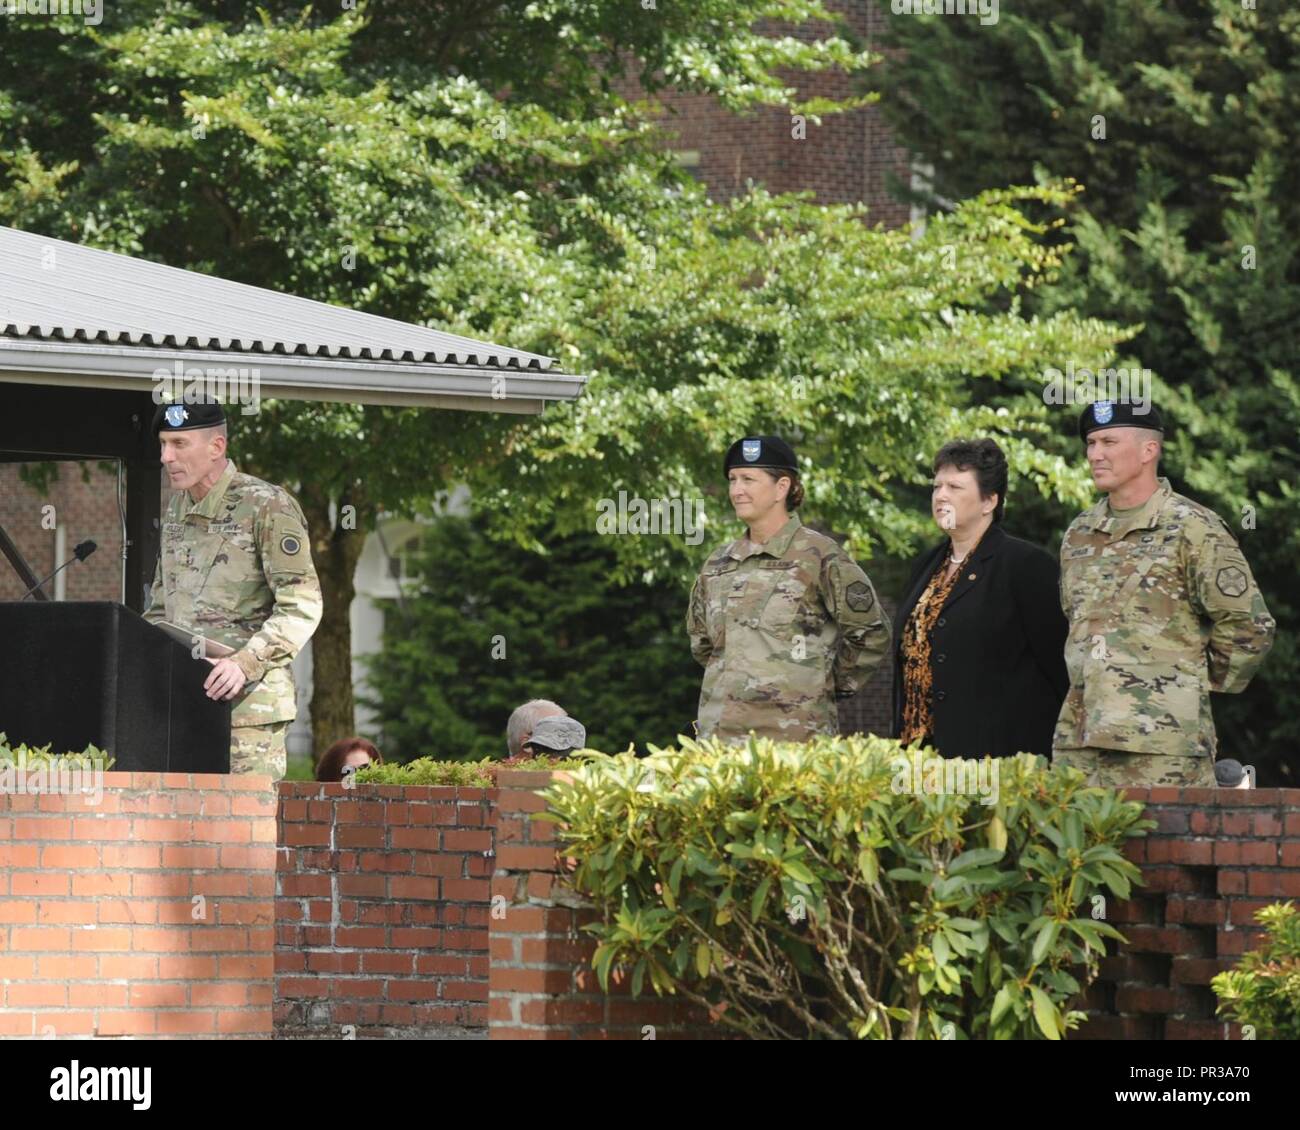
144, 401, 323, 780
687, 435, 890, 743
1053, 401, 1274, 787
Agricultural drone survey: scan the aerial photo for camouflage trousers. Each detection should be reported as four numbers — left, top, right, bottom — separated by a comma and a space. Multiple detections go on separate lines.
230, 721, 290, 781
1052, 747, 1216, 788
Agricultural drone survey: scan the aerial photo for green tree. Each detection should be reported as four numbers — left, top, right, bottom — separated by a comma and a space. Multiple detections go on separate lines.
1, 0, 877, 752
872, 0, 1299, 780
362, 513, 701, 760
2, 3, 1124, 757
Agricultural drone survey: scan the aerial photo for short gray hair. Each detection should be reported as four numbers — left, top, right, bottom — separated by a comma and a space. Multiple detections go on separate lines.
506, 699, 564, 757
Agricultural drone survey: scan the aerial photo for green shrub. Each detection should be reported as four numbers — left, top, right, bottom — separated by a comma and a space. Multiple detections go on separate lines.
541, 735, 1153, 1040
354, 754, 587, 788
1212, 902, 1300, 1040
0, 732, 113, 769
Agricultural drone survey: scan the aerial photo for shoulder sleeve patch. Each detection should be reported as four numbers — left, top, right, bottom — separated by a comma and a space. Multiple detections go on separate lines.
845, 580, 874, 613
1216, 565, 1248, 598
280, 534, 302, 557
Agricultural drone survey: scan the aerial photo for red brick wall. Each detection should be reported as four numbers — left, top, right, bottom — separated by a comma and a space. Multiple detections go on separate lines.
0, 772, 276, 1038
9, 770, 1291, 1040
274, 781, 494, 1039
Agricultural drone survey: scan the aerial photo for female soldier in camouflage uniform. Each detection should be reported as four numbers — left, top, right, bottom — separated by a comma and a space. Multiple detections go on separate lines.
686, 435, 890, 743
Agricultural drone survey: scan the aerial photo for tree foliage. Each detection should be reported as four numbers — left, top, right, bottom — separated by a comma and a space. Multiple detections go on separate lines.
3, 3, 1125, 750
360, 514, 701, 761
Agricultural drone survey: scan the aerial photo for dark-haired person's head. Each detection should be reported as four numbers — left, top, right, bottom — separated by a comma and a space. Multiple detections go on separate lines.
315, 737, 383, 782
931, 438, 1007, 534
895, 435, 1068, 762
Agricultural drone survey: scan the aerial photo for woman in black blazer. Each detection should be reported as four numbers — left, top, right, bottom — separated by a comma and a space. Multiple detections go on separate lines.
892, 438, 1068, 758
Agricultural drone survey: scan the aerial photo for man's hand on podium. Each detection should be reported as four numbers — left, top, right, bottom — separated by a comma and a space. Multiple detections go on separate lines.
204, 656, 248, 701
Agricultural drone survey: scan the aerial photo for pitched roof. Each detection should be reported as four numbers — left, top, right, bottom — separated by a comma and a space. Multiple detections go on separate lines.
0, 225, 584, 411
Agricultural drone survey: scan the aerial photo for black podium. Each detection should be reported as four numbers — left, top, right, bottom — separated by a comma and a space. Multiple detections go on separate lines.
0, 601, 230, 771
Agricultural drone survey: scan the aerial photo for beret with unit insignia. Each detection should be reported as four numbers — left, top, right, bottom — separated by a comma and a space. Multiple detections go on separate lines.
152, 399, 227, 436
1079, 400, 1165, 440
723, 435, 799, 477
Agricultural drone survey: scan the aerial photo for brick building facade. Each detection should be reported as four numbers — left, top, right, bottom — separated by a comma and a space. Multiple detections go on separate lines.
629, 0, 912, 225
0, 463, 130, 603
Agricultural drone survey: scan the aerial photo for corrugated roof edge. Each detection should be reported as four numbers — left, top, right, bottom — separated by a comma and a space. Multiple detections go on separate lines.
0, 224, 561, 371
0, 323, 555, 370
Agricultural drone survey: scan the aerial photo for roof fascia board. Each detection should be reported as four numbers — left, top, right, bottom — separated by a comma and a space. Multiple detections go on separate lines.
0, 340, 586, 414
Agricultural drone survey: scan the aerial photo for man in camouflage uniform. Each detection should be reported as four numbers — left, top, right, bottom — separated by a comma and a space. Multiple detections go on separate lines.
1053, 401, 1274, 787
144, 401, 323, 780
687, 435, 891, 742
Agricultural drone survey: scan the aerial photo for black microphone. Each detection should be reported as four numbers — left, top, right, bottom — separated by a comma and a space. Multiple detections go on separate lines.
19, 540, 98, 600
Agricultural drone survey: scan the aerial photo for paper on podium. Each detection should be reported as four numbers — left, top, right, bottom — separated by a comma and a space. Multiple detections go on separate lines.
155, 620, 236, 659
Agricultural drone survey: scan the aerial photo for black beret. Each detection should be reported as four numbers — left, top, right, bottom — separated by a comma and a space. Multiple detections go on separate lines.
723, 435, 799, 478
1078, 400, 1164, 441
152, 400, 226, 436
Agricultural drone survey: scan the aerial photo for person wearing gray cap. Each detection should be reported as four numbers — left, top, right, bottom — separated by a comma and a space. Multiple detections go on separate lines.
521, 715, 587, 758
1053, 400, 1274, 787
687, 435, 890, 744
506, 699, 566, 757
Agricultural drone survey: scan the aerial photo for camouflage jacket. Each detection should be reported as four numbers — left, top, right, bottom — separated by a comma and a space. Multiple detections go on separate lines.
1055, 478, 1274, 757
687, 515, 890, 742
144, 461, 323, 727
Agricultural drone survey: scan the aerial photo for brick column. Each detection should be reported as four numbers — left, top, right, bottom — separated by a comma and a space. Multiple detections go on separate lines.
275, 781, 493, 1039
488, 770, 716, 1040
1071, 786, 1300, 1041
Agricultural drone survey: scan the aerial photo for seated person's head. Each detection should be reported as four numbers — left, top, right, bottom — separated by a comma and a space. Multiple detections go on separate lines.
506, 698, 565, 757
315, 737, 383, 782
521, 715, 587, 759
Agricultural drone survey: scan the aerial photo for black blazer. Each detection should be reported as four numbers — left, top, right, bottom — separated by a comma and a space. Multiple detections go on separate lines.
891, 524, 1069, 758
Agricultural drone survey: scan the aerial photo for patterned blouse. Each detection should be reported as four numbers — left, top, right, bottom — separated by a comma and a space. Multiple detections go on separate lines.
899, 536, 983, 745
